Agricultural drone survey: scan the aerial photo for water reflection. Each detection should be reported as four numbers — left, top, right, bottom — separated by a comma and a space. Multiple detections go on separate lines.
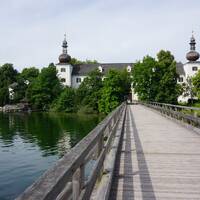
0, 112, 102, 200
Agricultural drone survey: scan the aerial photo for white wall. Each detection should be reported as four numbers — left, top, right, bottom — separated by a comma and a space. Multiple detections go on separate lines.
72, 75, 87, 88
183, 62, 200, 78
177, 61, 200, 103
56, 64, 73, 87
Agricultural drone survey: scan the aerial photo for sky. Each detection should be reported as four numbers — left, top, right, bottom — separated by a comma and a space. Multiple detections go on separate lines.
0, 0, 200, 71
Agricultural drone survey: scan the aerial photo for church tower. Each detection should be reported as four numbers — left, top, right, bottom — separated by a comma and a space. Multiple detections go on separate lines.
56, 34, 73, 87
184, 33, 200, 78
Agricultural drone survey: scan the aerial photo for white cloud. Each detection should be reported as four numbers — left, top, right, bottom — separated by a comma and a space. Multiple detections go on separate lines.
0, 0, 200, 71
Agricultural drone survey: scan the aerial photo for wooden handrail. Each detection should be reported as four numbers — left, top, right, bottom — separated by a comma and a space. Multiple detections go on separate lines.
148, 101, 200, 111
140, 101, 200, 128
16, 103, 126, 200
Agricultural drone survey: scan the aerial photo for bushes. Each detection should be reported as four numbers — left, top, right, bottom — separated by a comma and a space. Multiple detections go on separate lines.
51, 87, 76, 112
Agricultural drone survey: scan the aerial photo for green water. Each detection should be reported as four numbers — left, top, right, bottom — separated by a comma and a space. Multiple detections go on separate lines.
0, 112, 102, 200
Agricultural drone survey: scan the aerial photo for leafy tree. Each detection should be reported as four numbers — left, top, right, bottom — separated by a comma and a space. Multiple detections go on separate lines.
69, 58, 98, 65
27, 65, 62, 110
193, 70, 200, 100
181, 76, 195, 103
76, 69, 103, 112
10, 67, 40, 103
21, 67, 39, 82
98, 69, 131, 114
132, 56, 157, 101
132, 50, 181, 104
155, 50, 180, 103
0, 63, 18, 106
51, 87, 76, 112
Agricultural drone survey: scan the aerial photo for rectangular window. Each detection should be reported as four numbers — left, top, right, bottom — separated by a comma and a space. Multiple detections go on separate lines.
61, 78, 66, 82
76, 78, 81, 83
61, 68, 66, 72
192, 66, 198, 71
178, 77, 183, 82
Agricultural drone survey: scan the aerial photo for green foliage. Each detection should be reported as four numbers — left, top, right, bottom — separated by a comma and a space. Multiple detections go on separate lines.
132, 50, 181, 104
76, 69, 103, 113
0, 63, 18, 106
132, 56, 158, 101
51, 87, 76, 112
98, 69, 131, 114
21, 67, 39, 82
27, 65, 62, 110
193, 70, 200, 100
155, 50, 180, 104
69, 57, 98, 65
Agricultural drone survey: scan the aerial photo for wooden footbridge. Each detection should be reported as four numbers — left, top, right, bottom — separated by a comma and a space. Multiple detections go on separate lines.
17, 102, 200, 200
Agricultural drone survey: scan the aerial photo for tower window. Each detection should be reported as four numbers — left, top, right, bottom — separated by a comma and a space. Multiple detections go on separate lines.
61, 68, 66, 72
76, 78, 81, 83
127, 66, 131, 72
192, 66, 198, 71
178, 77, 183, 82
61, 78, 66, 82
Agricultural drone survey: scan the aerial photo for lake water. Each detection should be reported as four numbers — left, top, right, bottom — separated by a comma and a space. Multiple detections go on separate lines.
0, 112, 102, 200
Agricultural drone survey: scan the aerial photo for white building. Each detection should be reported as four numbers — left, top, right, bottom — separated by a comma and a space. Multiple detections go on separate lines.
177, 34, 200, 103
56, 35, 135, 99
56, 34, 200, 103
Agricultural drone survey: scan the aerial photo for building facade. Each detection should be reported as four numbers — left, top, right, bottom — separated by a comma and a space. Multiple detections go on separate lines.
177, 34, 200, 103
55, 36, 134, 97
56, 34, 200, 103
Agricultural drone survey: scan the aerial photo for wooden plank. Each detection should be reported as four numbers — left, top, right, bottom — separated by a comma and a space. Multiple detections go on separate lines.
110, 104, 200, 200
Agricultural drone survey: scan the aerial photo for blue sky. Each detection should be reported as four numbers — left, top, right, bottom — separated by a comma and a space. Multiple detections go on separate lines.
0, 0, 200, 71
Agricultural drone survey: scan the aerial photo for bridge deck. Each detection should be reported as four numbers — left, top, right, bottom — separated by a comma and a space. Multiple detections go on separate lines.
109, 105, 200, 200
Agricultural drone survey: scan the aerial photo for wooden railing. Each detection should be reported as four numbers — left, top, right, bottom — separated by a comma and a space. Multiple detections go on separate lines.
141, 102, 200, 128
16, 103, 126, 200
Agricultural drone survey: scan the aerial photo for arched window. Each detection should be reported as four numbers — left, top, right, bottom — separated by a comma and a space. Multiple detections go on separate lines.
127, 65, 131, 72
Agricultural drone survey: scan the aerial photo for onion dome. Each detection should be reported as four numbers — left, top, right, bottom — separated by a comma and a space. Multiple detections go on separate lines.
58, 34, 71, 64
186, 33, 200, 62
59, 53, 71, 63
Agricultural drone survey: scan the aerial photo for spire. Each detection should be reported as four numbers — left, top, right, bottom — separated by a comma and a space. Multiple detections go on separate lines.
62, 34, 68, 54
58, 34, 71, 64
190, 31, 196, 51
186, 31, 200, 62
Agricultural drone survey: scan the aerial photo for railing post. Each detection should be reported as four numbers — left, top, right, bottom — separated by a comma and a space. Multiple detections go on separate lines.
72, 164, 85, 200
98, 134, 104, 181
72, 168, 81, 200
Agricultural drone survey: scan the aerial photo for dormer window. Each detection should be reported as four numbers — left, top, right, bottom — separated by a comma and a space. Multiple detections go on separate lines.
127, 65, 131, 72
98, 66, 104, 73
192, 66, 198, 71
61, 68, 66, 72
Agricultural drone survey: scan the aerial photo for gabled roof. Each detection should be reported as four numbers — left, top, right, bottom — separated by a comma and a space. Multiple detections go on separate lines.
72, 63, 134, 76
176, 62, 185, 76
71, 62, 186, 76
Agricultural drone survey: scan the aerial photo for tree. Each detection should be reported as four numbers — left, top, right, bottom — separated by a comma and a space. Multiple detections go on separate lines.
0, 63, 18, 106
10, 67, 40, 103
132, 50, 181, 104
21, 67, 39, 82
98, 69, 131, 114
76, 69, 103, 112
69, 58, 98, 65
155, 50, 181, 103
193, 70, 200, 100
132, 56, 157, 101
27, 65, 62, 110
181, 76, 195, 103
51, 87, 76, 112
